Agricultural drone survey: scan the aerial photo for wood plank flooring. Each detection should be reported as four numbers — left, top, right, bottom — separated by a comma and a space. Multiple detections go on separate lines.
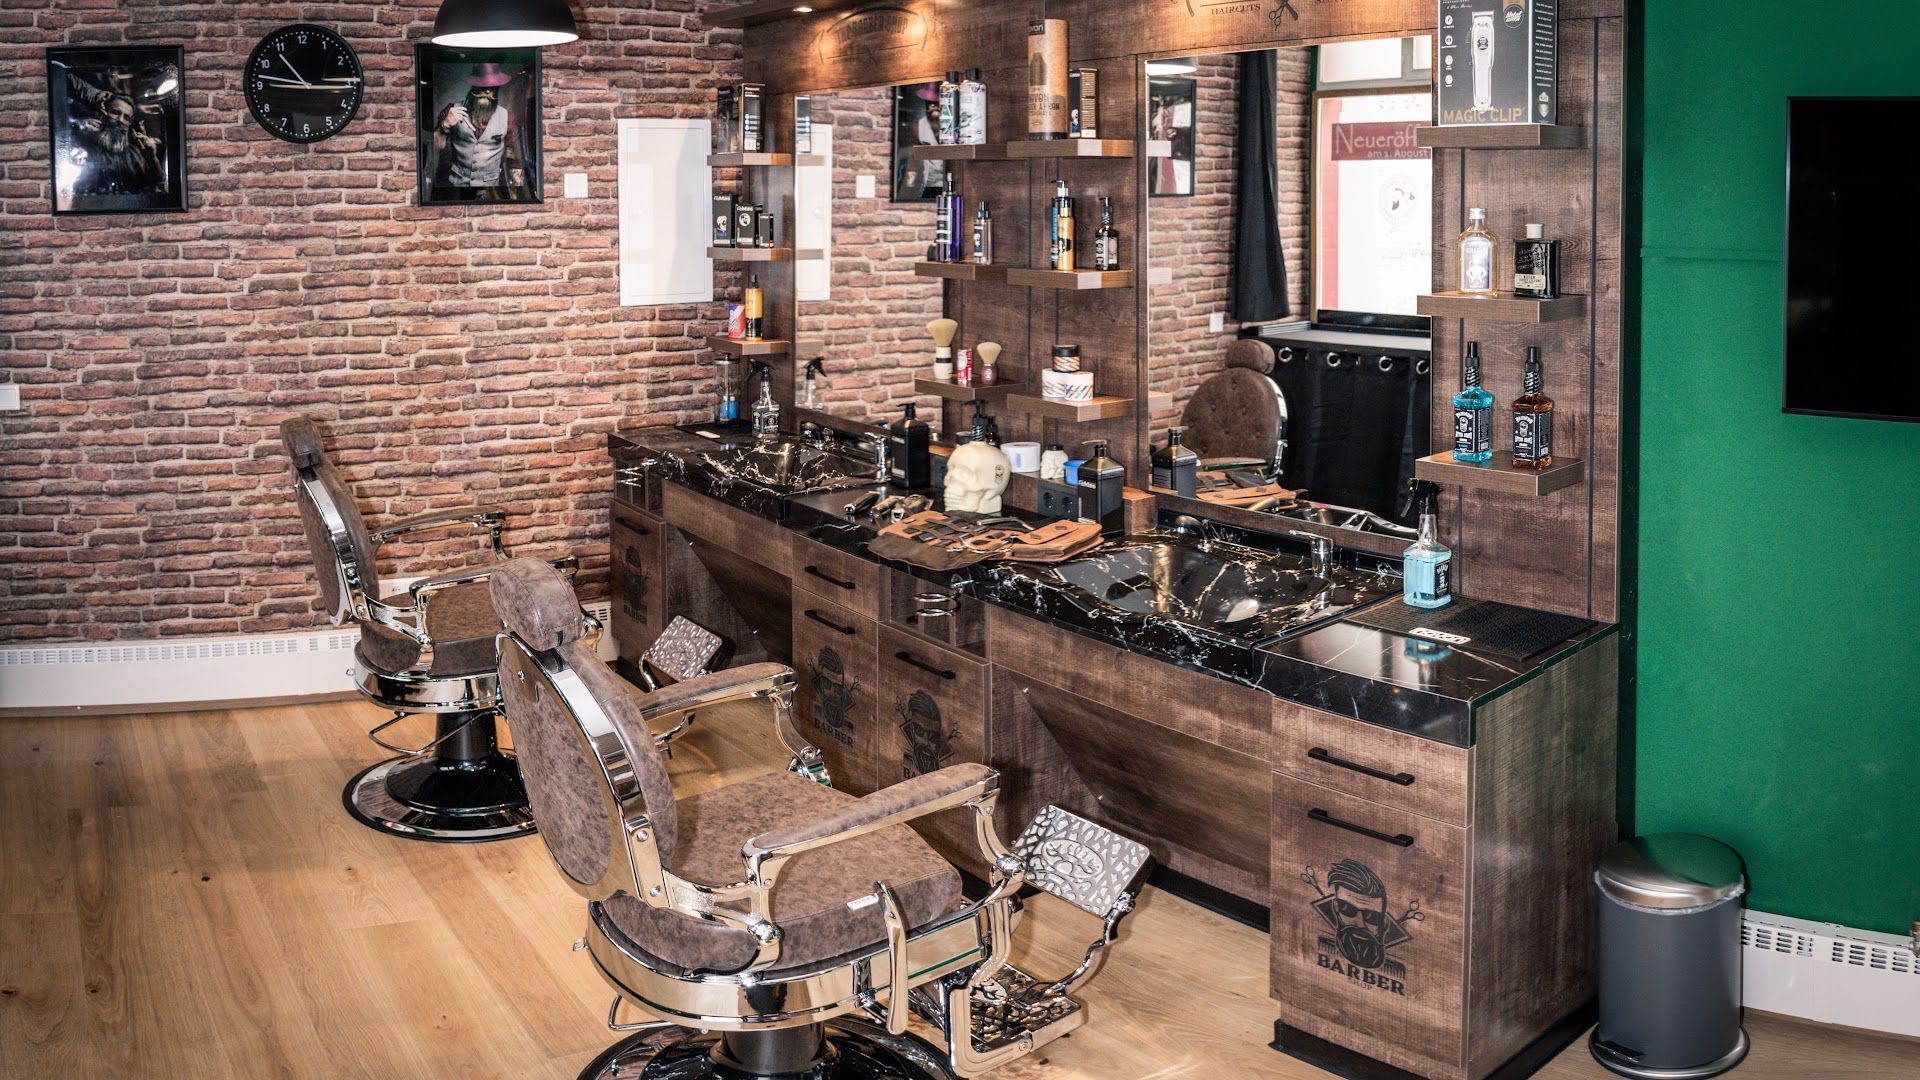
3, 700, 1916, 1078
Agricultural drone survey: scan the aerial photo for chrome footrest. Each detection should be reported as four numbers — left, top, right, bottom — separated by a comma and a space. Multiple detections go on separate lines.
966, 965, 1082, 1055
1011, 805, 1152, 918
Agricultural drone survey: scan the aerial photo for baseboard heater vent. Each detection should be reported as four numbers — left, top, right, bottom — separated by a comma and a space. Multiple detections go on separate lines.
1, 600, 616, 715
1742, 910, 1920, 1037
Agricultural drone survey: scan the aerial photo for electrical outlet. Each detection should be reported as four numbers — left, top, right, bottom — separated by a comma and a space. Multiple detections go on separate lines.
0, 383, 18, 411
855, 174, 877, 199
1036, 480, 1079, 521
1209, 312, 1225, 333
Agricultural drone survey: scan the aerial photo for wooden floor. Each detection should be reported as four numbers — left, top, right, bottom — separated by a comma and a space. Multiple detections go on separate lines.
3, 700, 1916, 1079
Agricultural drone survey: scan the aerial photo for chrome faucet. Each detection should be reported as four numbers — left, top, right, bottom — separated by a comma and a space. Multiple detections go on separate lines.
1288, 529, 1333, 579
865, 432, 891, 484
1171, 515, 1213, 552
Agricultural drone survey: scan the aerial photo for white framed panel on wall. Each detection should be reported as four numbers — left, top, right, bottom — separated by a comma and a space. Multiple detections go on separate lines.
795, 123, 833, 302
618, 119, 713, 306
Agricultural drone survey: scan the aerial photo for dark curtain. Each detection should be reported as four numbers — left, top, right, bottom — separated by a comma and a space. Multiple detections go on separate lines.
1231, 50, 1289, 322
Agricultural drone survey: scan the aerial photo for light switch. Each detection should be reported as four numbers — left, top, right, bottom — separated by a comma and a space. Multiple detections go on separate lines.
564, 172, 589, 199
1209, 312, 1225, 333
855, 174, 877, 199
0, 383, 17, 411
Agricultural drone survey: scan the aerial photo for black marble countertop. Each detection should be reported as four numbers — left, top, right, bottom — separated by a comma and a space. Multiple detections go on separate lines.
610, 426, 1615, 747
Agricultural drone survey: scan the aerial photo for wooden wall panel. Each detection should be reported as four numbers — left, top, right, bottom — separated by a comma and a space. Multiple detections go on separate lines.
743, 2, 1037, 95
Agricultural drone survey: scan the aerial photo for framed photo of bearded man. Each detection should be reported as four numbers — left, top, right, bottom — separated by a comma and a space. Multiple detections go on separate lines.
416, 46, 542, 205
46, 45, 188, 215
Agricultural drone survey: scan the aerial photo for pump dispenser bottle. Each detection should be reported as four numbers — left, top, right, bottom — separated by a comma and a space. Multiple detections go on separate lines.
889, 402, 932, 488
1151, 426, 1199, 497
1075, 440, 1125, 536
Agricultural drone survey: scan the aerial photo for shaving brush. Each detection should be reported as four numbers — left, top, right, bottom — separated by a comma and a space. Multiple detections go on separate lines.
975, 340, 1002, 386
927, 318, 959, 380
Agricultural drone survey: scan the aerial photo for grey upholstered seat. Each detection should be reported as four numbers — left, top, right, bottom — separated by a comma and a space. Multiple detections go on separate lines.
362, 582, 499, 678
1182, 337, 1288, 467
490, 558, 963, 977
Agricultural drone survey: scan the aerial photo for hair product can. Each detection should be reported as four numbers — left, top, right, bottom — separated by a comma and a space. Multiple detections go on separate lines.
1027, 19, 1069, 139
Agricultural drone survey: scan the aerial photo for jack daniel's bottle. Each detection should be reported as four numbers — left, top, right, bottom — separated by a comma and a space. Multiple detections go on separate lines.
1511, 347, 1555, 470
1451, 342, 1493, 463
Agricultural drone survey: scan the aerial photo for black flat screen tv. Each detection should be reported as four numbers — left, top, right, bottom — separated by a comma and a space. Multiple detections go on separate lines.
1784, 98, 1920, 423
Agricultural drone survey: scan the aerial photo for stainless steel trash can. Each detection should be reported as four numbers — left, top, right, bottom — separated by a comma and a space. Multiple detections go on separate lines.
1591, 834, 1749, 1079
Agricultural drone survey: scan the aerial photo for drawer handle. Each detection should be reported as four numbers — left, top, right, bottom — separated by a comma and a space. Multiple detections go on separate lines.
1308, 747, 1415, 787
1308, 808, 1414, 849
804, 565, 857, 591
895, 650, 956, 680
803, 609, 856, 636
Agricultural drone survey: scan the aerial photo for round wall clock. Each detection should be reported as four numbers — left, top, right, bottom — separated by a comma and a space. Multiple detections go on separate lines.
244, 24, 364, 143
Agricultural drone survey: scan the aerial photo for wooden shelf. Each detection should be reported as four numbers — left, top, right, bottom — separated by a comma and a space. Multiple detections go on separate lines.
915, 263, 1131, 290
1415, 452, 1585, 496
914, 261, 1001, 282
1417, 291, 1587, 324
707, 152, 794, 167
1005, 138, 1136, 159
706, 335, 792, 357
1416, 124, 1585, 150
1003, 393, 1134, 423
1004, 267, 1133, 290
708, 246, 825, 262
908, 144, 1011, 162
914, 378, 1021, 402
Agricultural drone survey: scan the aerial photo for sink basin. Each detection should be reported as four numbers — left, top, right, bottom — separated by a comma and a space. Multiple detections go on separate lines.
693, 439, 873, 496
1040, 534, 1393, 645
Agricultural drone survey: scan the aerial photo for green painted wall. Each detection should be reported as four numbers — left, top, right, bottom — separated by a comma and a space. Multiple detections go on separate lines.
1637, 1, 1920, 935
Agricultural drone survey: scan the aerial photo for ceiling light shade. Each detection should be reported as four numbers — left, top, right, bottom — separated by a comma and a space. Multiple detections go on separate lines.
432, 0, 579, 48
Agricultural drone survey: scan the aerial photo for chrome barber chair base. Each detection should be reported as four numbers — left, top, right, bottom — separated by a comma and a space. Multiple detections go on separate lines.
343, 751, 536, 844
580, 1020, 956, 1080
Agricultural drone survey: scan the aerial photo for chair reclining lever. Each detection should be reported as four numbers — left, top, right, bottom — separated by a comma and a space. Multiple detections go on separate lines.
364, 709, 484, 757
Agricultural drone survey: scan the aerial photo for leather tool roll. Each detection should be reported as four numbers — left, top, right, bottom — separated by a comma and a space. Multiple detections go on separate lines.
1198, 482, 1301, 508
866, 511, 1105, 571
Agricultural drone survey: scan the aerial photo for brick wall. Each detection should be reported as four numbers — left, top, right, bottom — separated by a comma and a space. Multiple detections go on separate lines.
1148, 51, 1312, 433
0, 1, 741, 643
795, 87, 942, 427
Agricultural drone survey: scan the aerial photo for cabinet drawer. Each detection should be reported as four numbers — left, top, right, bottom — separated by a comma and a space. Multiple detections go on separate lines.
1271, 773, 1467, 1076
791, 536, 883, 620
875, 626, 988, 865
791, 598, 879, 796
609, 502, 664, 666
661, 484, 789, 575
1273, 701, 1472, 828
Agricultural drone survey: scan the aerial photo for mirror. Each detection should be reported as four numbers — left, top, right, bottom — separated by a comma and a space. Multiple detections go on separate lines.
1146, 40, 1435, 538
793, 85, 945, 432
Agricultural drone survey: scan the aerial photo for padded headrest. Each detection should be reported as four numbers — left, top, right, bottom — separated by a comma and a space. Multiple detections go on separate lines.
490, 558, 585, 651
280, 416, 327, 470
1225, 338, 1277, 374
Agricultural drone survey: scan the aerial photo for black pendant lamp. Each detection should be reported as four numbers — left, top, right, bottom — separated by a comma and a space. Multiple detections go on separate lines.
432, 0, 579, 48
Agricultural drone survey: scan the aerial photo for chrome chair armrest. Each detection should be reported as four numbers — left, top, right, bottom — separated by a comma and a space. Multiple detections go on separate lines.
626, 663, 827, 782
371, 505, 510, 556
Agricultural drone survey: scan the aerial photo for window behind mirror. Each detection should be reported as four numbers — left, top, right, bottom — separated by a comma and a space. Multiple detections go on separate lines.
1310, 38, 1433, 334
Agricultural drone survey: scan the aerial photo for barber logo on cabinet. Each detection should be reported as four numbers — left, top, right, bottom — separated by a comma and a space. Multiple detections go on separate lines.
896, 690, 959, 778
1304, 860, 1426, 996
805, 647, 859, 749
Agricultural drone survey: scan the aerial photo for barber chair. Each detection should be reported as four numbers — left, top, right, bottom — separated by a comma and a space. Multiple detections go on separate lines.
489, 558, 1152, 1080
280, 416, 590, 843
1179, 337, 1289, 473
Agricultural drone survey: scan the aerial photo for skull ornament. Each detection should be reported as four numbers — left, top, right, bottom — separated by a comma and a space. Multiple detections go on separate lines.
943, 441, 1011, 515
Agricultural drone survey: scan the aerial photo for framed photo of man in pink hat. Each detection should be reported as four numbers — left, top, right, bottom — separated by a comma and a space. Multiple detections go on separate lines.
415, 46, 542, 205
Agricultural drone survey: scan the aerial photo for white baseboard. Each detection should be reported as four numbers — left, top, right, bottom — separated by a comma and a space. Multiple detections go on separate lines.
1744, 910, 1920, 1038
0, 601, 615, 715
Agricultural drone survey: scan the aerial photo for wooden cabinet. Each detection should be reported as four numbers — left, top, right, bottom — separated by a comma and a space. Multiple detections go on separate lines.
1272, 701, 1472, 828
791, 535, 884, 620
790, 596, 879, 795
875, 625, 989, 866
609, 500, 664, 669
1271, 772, 1469, 1078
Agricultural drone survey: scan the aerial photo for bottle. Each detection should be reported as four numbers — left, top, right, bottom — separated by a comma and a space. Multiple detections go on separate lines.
1092, 195, 1120, 271
1452, 341, 1493, 463
1151, 426, 1199, 498
751, 374, 779, 438
801, 357, 823, 409
1458, 208, 1500, 297
889, 402, 932, 489
1511, 346, 1555, 470
1049, 180, 1075, 271
938, 71, 961, 145
742, 273, 764, 340
959, 69, 987, 145
717, 359, 738, 422
966, 400, 991, 445
972, 202, 993, 265
1513, 224, 1560, 300
1039, 444, 1068, 481
1401, 482, 1453, 610
1075, 439, 1125, 536
933, 173, 962, 263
